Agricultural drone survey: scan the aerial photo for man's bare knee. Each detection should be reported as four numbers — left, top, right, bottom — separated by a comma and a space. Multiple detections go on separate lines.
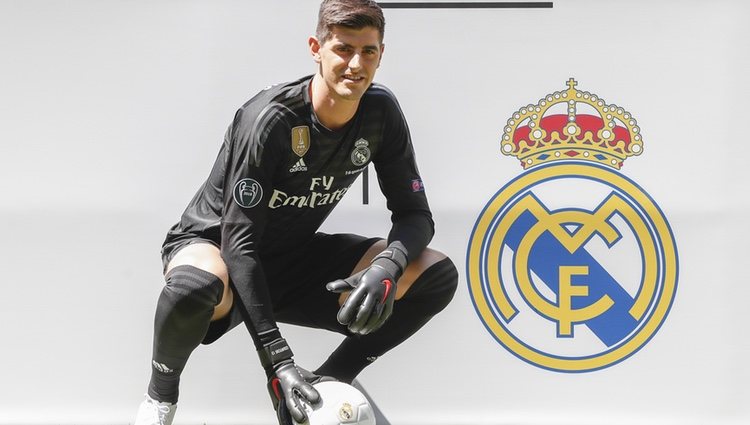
396, 247, 447, 299
165, 243, 233, 321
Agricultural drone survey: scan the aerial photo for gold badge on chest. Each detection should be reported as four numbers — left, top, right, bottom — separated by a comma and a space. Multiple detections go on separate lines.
291, 126, 310, 157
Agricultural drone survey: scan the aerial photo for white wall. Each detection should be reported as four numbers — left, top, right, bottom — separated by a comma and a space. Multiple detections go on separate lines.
1, 0, 748, 424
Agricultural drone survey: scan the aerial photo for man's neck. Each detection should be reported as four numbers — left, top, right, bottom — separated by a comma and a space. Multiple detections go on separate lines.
310, 74, 360, 131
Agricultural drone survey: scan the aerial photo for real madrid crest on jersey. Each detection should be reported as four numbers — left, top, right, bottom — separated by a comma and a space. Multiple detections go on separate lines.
467, 79, 678, 372
351, 138, 371, 166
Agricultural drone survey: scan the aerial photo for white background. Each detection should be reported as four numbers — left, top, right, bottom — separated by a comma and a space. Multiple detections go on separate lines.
1, 0, 748, 424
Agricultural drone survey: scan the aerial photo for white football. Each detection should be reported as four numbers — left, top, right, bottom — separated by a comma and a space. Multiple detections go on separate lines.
295, 381, 376, 425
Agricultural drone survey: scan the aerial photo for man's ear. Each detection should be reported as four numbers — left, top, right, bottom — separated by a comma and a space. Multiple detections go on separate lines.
378, 43, 385, 68
309, 36, 322, 63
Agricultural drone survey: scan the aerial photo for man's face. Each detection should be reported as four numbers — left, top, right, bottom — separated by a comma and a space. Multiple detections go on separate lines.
310, 25, 384, 102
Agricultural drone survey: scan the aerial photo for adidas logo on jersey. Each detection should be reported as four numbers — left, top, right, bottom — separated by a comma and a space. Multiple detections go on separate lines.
289, 158, 308, 173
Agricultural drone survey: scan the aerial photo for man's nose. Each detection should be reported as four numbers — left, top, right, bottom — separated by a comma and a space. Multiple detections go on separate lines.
348, 53, 362, 71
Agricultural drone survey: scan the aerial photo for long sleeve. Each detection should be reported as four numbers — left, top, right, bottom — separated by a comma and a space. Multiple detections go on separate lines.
373, 95, 434, 261
219, 107, 285, 349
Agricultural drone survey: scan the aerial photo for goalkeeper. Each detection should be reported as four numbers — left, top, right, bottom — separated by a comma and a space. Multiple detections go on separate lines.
134, 1, 458, 424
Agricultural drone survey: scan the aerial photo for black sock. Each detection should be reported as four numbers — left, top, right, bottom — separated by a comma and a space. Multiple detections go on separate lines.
148, 265, 224, 403
315, 257, 458, 383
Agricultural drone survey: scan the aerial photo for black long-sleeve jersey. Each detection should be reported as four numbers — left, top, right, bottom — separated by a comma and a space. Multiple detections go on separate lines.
164, 75, 434, 345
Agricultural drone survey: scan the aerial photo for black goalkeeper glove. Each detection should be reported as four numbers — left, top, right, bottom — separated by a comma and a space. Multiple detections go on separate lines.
261, 338, 320, 424
326, 242, 408, 335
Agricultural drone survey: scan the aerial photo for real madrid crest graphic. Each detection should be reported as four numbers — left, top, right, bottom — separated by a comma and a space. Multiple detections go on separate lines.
467, 79, 679, 372
351, 138, 371, 166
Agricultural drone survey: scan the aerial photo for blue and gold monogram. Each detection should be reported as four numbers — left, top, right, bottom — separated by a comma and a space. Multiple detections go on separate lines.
467, 79, 678, 372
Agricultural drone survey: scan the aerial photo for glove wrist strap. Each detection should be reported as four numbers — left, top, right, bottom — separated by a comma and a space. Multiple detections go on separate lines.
258, 337, 294, 370
372, 241, 408, 279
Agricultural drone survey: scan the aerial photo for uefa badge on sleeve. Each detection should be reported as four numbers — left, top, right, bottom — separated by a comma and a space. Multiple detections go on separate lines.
466, 79, 678, 372
233, 178, 263, 208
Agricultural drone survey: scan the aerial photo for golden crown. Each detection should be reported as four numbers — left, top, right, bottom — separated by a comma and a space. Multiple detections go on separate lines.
501, 78, 643, 170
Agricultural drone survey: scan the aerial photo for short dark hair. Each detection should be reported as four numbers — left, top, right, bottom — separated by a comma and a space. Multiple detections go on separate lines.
316, 0, 385, 43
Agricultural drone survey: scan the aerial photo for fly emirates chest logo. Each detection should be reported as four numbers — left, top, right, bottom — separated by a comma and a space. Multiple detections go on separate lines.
268, 176, 350, 209
266, 130, 371, 210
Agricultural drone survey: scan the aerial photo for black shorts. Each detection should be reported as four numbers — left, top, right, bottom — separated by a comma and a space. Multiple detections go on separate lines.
161, 232, 381, 344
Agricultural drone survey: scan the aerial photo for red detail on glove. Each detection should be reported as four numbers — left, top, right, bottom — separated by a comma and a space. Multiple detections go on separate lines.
381, 279, 393, 303
271, 377, 281, 400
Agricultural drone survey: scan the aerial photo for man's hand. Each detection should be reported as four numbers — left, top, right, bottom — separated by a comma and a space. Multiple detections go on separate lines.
259, 337, 321, 424
327, 264, 397, 334
268, 362, 321, 424
327, 242, 408, 335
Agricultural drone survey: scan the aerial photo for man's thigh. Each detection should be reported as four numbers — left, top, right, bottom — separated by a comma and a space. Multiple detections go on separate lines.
269, 233, 381, 334
199, 233, 380, 343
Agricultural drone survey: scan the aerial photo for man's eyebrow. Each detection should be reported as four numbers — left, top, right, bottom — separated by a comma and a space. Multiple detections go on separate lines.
332, 41, 380, 50
329, 41, 350, 48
